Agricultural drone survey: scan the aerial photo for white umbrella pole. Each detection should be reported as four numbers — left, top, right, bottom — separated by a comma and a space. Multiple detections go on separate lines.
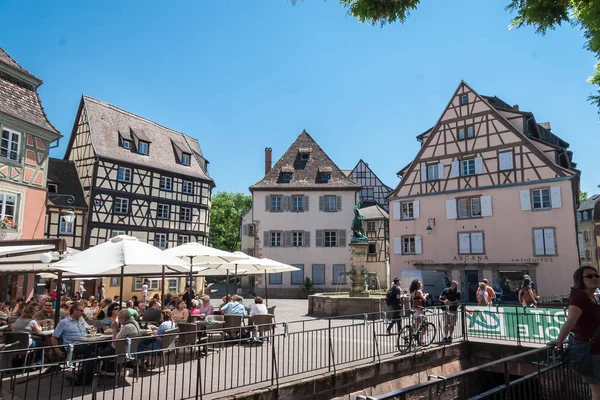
226, 269, 230, 298
265, 271, 268, 307
188, 256, 194, 308
119, 265, 124, 306
234, 264, 238, 295
161, 265, 165, 309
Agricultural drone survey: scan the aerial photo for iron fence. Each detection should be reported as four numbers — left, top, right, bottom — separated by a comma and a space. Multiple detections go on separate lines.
0, 305, 579, 400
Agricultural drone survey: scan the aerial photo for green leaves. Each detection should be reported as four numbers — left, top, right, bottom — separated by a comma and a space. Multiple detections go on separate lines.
208, 192, 252, 252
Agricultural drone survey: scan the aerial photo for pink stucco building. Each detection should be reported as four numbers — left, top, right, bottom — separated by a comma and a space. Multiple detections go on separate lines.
389, 82, 580, 299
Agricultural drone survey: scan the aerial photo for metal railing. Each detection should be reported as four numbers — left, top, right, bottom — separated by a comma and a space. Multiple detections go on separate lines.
0, 305, 580, 400
362, 346, 590, 400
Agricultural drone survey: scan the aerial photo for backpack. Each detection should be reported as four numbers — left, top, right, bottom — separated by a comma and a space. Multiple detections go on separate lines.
423, 293, 434, 308
386, 287, 397, 306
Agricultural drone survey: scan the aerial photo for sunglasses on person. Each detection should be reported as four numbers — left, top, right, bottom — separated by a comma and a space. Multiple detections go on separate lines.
584, 274, 600, 279
44, 304, 53, 307
77, 308, 85, 312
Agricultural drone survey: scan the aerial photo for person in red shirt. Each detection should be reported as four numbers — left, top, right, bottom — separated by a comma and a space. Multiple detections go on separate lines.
550, 267, 600, 399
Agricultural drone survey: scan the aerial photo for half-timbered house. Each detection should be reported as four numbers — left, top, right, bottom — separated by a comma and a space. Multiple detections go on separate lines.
361, 204, 390, 289
45, 158, 87, 250
65, 96, 214, 298
248, 131, 360, 297
577, 195, 600, 268
0, 48, 61, 301
346, 159, 392, 211
389, 81, 580, 298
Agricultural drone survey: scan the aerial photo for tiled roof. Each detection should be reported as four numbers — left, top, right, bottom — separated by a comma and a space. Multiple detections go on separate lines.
81, 96, 212, 182
578, 194, 600, 212
341, 169, 352, 177
250, 130, 360, 191
360, 204, 388, 220
0, 48, 39, 81
47, 158, 88, 209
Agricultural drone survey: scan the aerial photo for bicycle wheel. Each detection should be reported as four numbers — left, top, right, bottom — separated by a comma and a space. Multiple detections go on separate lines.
397, 325, 412, 354
418, 322, 437, 347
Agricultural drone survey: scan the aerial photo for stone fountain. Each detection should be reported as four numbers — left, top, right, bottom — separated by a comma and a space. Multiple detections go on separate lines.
308, 200, 386, 317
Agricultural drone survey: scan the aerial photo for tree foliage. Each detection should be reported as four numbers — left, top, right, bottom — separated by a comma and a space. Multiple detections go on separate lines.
580, 190, 589, 203
208, 192, 252, 252
301, 0, 600, 111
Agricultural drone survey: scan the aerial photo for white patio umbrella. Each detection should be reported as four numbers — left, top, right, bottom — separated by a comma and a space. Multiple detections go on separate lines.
163, 243, 248, 305
52, 235, 191, 307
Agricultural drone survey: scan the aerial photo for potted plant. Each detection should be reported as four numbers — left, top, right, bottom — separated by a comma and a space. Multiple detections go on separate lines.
297, 277, 316, 299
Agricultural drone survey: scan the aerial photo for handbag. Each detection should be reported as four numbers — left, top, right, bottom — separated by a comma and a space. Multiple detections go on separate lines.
565, 323, 600, 376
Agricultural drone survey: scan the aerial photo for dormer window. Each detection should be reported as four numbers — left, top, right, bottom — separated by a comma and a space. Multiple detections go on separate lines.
298, 147, 312, 161
138, 141, 149, 155
281, 173, 292, 183
123, 140, 131, 150
181, 153, 191, 166
318, 166, 332, 183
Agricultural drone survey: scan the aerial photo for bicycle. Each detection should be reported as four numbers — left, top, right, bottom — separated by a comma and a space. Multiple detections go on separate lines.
397, 309, 437, 354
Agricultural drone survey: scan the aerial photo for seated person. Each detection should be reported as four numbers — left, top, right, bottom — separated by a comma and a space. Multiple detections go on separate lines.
142, 300, 162, 322
34, 300, 55, 327
190, 300, 201, 317
51, 304, 95, 386
199, 295, 214, 316
0, 301, 10, 326
171, 301, 189, 322
137, 309, 176, 369
95, 299, 112, 319
101, 303, 120, 333
126, 300, 139, 320
13, 305, 44, 364
217, 295, 232, 311
250, 297, 268, 317
221, 295, 246, 316
84, 299, 100, 319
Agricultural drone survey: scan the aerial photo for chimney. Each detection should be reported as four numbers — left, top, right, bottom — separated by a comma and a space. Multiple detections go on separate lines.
265, 147, 272, 174
512, 104, 519, 111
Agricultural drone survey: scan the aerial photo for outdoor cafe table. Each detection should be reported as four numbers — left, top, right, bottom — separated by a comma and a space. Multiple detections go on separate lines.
72, 329, 154, 343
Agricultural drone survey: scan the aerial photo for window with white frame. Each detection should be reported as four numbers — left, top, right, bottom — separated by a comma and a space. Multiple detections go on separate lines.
180, 207, 192, 221
113, 198, 129, 214
155, 233, 167, 249
324, 196, 336, 212
292, 195, 303, 212
460, 159, 476, 176
135, 278, 159, 291
292, 231, 303, 247
403, 236, 416, 254
181, 153, 191, 166
458, 232, 485, 254
0, 129, 20, 161
160, 176, 172, 191
361, 187, 374, 200
457, 197, 482, 219
324, 230, 337, 247
157, 203, 170, 219
178, 235, 190, 245
111, 230, 126, 238
533, 228, 556, 256
270, 231, 281, 247
0, 192, 16, 224
270, 195, 282, 212
427, 164, 439, 180
168, 278, 179, 293
182, 181, 194, 195
122, 140, 131, 150
59, 215, 75, 235
117, 167, 131, 183
138, 141, 149, 155
401, 202, 414, 219
44, 215, 49, 234
531, 189, 551, 210
367, 221, 376, 232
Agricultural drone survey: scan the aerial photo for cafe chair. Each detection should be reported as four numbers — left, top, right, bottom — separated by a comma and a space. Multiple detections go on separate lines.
223, 315, 244, 341
157, 328, 179, 373
267, 305, 276, 315
111, 337, 142, 382
4, 332, 33, 368
252, 314, 275, 340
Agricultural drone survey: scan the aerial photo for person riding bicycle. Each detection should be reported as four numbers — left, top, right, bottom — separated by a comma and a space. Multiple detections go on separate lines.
439, 280, 461, 343
409, 280, 427, 339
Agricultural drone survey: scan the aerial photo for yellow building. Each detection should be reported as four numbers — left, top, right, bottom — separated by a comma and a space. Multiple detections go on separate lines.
99, 276, 203, 302
577, 194, 600, 268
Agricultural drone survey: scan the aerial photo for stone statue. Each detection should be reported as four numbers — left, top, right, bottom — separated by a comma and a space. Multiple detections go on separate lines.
351, 199, 367, 243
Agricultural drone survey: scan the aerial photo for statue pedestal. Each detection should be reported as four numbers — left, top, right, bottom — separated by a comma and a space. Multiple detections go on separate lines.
349, 242, 370, 298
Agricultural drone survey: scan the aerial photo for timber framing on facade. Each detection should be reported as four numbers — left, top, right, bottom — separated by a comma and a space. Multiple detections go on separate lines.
346, 159, 392, 211
388, 81, 580, 297
64, 96, 214, 249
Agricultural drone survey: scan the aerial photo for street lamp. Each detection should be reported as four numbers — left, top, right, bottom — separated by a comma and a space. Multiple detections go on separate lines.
426, 218, 436, 234
47, 193, 76, 224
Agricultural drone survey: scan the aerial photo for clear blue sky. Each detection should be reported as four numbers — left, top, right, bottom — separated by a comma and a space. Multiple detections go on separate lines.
1, 1, 598, 196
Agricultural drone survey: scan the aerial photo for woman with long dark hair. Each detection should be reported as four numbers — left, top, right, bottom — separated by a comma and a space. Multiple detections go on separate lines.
550, 266, 600, 399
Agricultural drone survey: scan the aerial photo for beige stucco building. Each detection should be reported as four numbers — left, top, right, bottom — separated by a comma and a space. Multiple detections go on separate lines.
389, 81, 580, 300
247, 131, 360, 297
